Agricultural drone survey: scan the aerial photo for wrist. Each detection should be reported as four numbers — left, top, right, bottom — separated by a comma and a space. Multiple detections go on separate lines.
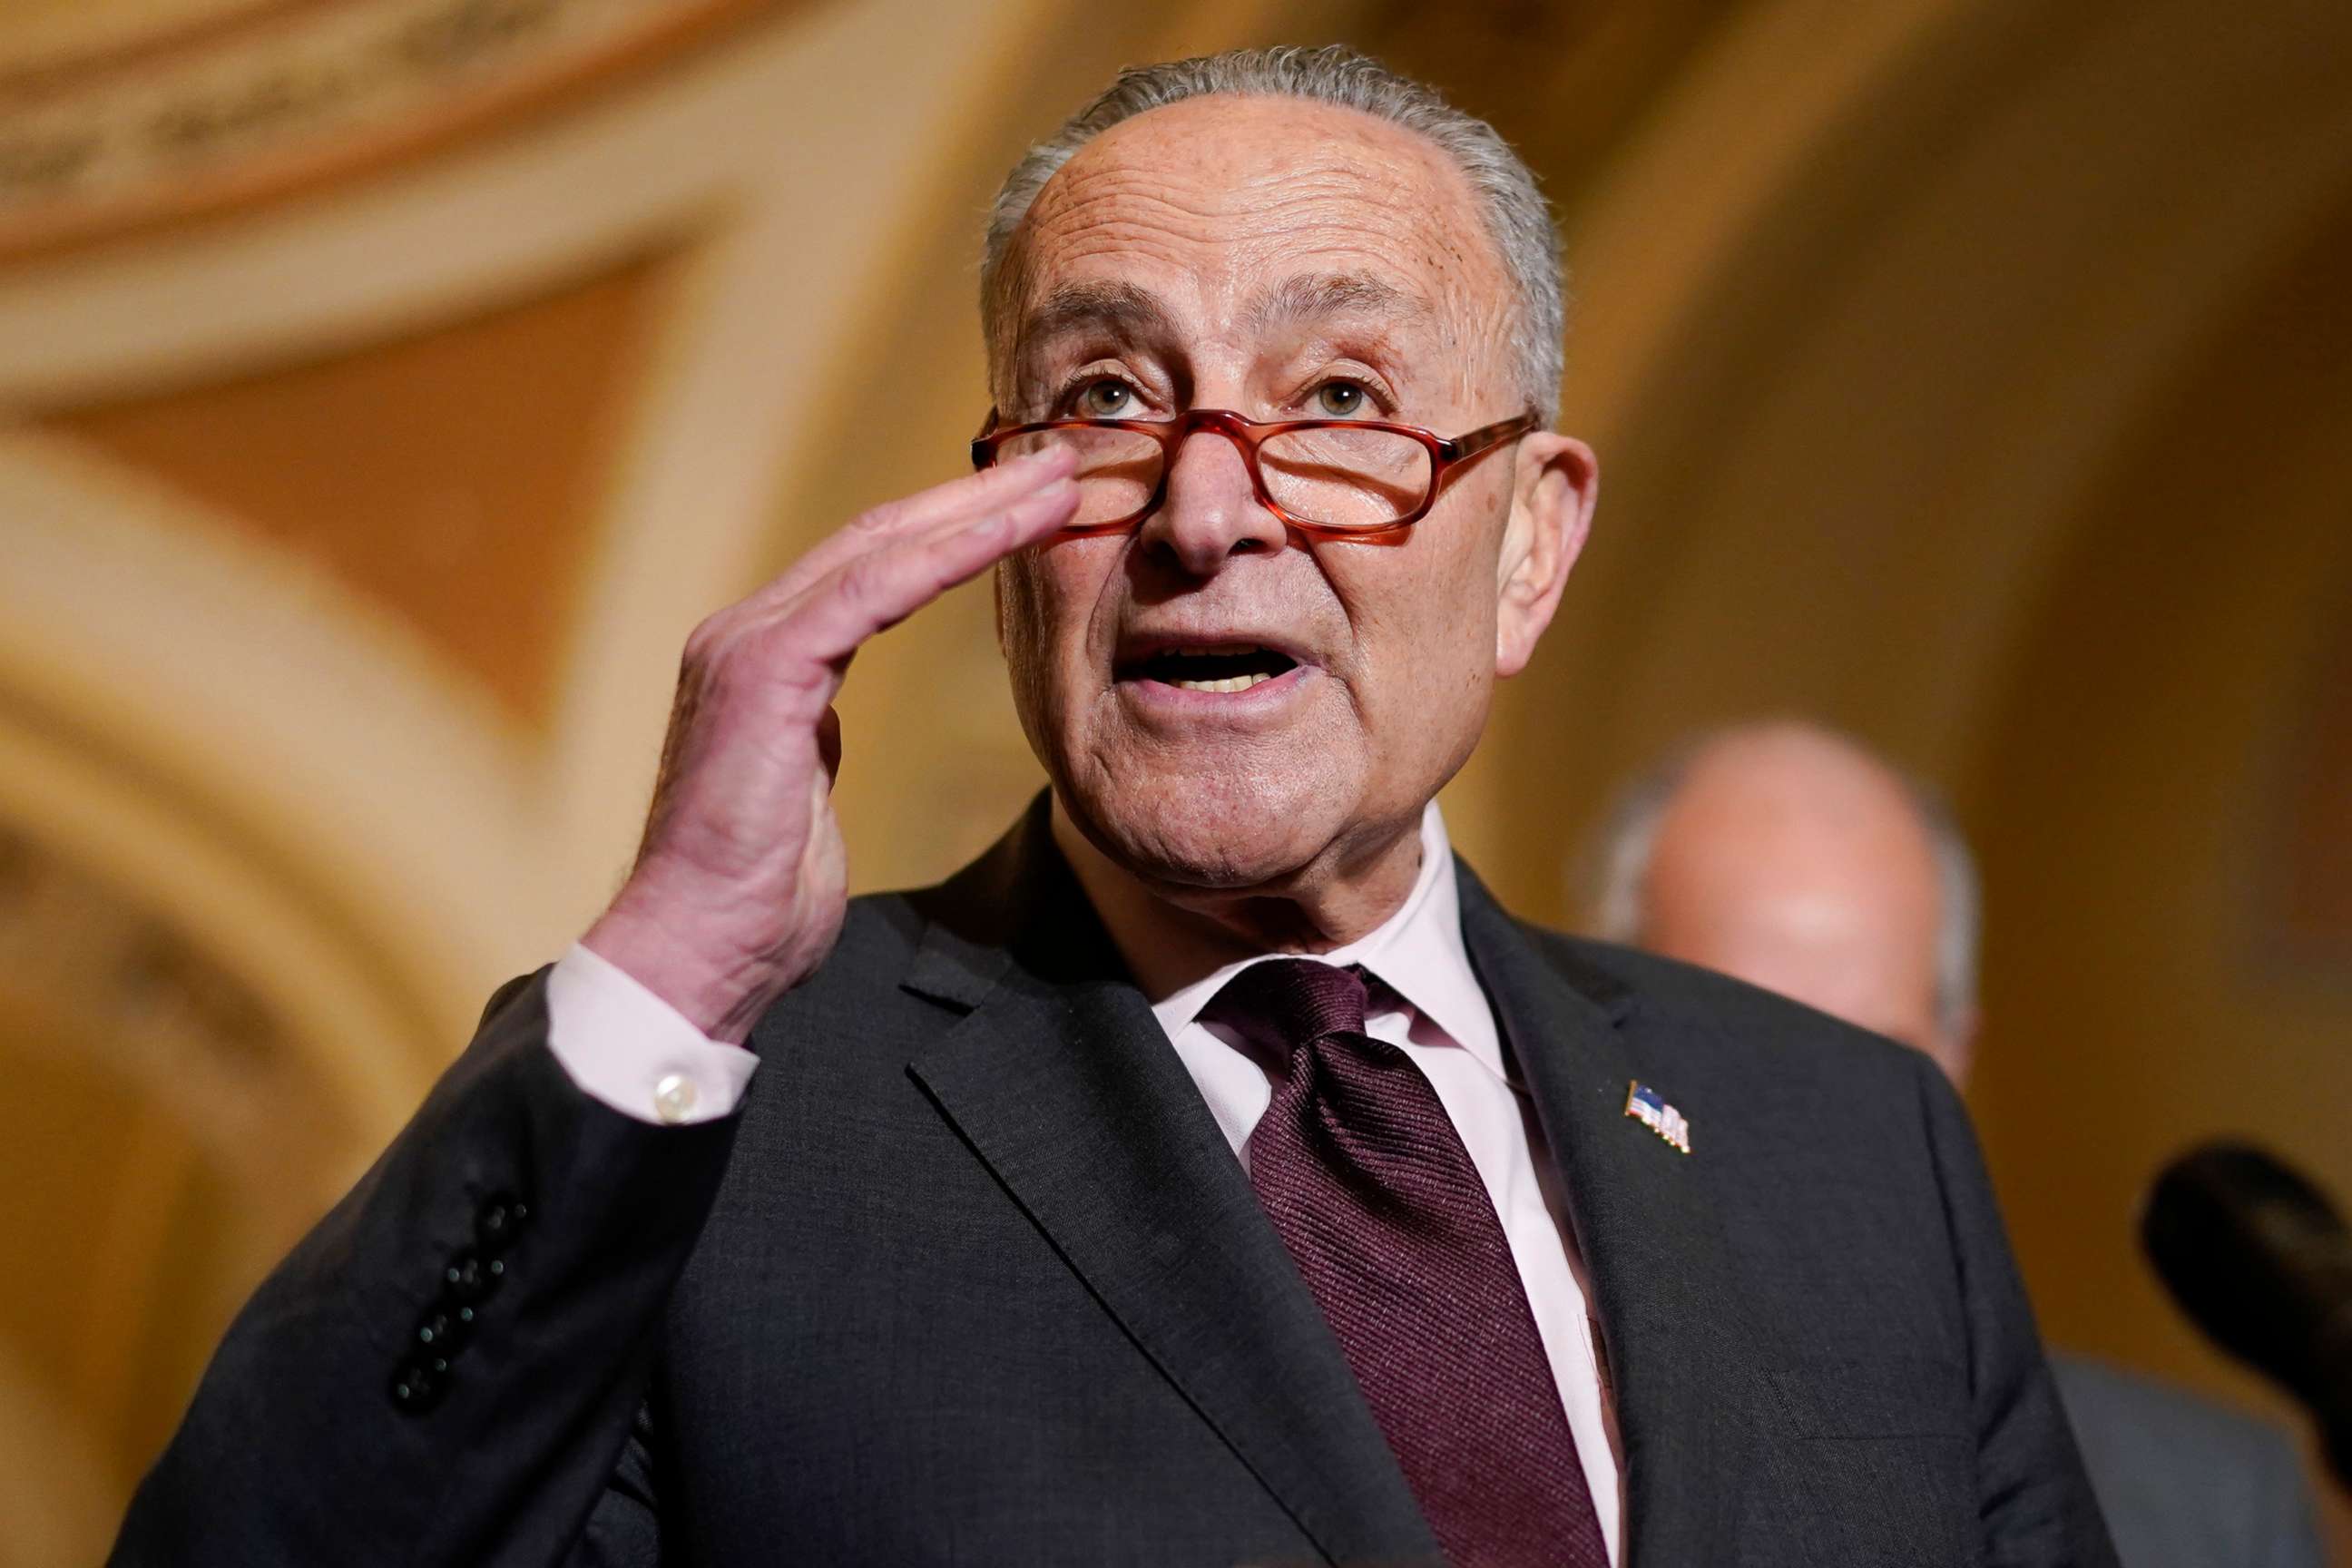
580, 892, 791, 1045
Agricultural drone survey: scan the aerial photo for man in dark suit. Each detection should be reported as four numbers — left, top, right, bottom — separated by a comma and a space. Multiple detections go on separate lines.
1583, 718, 2324, 1568
113, 47, 2116, 1567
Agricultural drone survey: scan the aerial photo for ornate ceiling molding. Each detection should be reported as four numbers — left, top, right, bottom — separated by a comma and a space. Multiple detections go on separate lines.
0, 431, 498, 1100
0, 821, 311, 1190
0, 0, 798, 260
0, 0, 1071, 1046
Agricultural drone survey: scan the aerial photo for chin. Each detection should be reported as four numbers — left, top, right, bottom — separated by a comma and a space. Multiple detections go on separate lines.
1061, 752, 1355, 896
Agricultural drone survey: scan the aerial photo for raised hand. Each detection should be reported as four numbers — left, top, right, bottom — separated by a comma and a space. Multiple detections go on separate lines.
582, 447, 1079, 1042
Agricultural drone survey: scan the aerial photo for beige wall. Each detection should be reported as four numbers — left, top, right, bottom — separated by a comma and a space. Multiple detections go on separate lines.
2, 0, 2347, 1558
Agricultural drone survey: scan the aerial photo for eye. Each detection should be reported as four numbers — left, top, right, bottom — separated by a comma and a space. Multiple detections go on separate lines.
1071, 377, 1138, 418
1310, 380, 1372, 417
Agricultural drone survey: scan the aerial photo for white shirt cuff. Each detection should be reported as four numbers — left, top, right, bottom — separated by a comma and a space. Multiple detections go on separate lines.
543, 942, 759, 1125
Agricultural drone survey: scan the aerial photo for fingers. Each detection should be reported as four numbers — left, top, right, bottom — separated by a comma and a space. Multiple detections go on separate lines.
816, 704, 843, 786
789, 477, 1078, 662
753, 446, 1077, 612
870, 444, 1077, 535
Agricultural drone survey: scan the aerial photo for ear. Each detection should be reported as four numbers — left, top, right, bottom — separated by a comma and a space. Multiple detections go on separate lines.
1494, 431, 1599, 678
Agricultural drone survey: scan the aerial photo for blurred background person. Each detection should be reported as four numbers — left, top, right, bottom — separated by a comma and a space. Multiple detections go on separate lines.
1580, 719, 2328, 1568
3, 1, 2347, 1560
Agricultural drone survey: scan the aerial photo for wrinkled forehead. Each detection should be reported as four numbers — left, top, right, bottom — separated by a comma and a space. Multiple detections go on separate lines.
998, 95, 1512, 382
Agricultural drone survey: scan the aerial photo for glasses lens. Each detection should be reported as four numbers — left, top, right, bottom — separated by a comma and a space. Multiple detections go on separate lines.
995, 426, 1162, 529
1259, 426, 1433, 529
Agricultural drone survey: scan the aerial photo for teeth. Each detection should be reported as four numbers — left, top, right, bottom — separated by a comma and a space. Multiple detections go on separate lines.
1171, 671, 1276, 694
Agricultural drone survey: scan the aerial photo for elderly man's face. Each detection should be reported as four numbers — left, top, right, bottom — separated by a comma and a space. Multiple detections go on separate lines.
1633, 729, 1975, 1082
995, 96, 1594, 901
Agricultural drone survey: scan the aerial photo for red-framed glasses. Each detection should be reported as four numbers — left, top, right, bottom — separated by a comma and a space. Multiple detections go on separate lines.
970, 406, 1541, 537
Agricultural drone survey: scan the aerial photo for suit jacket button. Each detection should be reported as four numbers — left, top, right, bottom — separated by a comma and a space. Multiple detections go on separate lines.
475, 1196, 529, 1250
390, 1362, 444, 1412
415, 1310, 467, 1354
443, 1251, 503, 1305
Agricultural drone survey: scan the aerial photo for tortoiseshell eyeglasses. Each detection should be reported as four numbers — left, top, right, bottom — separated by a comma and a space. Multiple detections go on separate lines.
970, 406, 1542, 538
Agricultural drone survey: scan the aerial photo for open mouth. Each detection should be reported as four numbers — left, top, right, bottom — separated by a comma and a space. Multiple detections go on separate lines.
1119, 644, 1301, 694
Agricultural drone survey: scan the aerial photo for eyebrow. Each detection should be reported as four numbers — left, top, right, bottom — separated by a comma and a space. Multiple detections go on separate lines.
1015, 280, 1175, 356
1242, 271, 1426, 336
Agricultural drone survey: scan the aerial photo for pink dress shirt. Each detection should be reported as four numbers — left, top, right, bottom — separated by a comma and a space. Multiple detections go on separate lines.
544, 802, 1625, 1561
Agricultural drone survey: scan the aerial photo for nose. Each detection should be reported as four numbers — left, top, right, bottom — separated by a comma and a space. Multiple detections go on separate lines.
1135, 423, 1289, 576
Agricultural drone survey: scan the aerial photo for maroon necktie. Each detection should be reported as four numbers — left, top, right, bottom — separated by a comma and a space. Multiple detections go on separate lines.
1214, 959, 1608, 1568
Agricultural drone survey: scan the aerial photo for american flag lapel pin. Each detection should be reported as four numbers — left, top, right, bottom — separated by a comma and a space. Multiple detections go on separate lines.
1623, 1081, 1692, 1154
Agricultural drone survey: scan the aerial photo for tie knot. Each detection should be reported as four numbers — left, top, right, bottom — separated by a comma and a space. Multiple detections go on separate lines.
1210, 958, 1369, 1056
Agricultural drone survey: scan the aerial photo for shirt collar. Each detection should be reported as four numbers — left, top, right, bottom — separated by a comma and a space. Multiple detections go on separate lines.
1146, 802, 1504, 1079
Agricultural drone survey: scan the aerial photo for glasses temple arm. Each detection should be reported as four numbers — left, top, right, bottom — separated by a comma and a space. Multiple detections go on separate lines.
1444, 410, 1543, 461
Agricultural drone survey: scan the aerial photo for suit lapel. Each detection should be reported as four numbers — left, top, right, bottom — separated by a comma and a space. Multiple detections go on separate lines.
901, 804, 1437, 1566
1455, 863, 1760, 1568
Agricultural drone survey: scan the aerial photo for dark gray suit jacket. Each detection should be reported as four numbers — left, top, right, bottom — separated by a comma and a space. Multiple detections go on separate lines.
113, 802, 2118, 1565
2053, 1354, 2323, 1568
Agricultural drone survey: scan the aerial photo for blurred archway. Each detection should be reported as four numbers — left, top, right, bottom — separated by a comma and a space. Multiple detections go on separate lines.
3, 0, 2347, 1556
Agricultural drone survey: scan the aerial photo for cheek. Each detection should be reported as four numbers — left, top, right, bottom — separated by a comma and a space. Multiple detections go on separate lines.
1002, 541, 1122, 697
996, 556, 1043, 668
1339, 514, 1503, 710
1375, 597, 1494, 718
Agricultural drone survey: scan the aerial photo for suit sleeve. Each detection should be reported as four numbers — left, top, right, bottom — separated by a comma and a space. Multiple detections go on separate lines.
1912, 1054, 2122, 1568
109, 971, 740, 1568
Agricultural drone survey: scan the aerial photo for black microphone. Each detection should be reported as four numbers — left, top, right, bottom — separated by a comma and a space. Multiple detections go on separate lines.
2141, 1142, 2352, 1487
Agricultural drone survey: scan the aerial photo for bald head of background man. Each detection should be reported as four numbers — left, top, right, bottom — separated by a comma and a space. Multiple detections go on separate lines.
1582, 718, 2327, 1568
1586, 719, 1979, 1083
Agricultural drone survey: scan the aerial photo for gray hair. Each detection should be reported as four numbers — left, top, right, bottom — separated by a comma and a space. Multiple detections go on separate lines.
1579, 727, 1982, 1038
980, 44, 1565, 424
